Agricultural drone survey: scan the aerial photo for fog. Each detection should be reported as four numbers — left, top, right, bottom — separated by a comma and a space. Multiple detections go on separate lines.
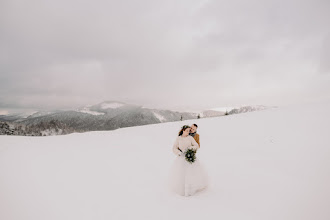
1, 0, 330, 113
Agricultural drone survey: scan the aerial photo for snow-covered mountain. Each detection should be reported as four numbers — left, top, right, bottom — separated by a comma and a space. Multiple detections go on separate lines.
0, 101, 198, 135
0, 111, 38, 122
228, 105, 271, 114
1, 101, 329, 220
200, 105, 272, 118
0, 101, 273, 136
27, 110, 61, 118
200, 109, 226, 117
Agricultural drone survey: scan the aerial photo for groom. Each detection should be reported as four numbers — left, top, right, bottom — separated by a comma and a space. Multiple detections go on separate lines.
189, 124, 200, 147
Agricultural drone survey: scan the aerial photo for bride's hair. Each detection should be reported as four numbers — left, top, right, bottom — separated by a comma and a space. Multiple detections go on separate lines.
178, 125, 190, 136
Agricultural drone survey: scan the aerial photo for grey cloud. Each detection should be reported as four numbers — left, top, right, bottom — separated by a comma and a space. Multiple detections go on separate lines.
1, 0, 330, 113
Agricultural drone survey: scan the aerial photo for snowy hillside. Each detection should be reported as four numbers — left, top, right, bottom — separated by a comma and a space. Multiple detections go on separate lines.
228, 105, 270, 114
201, 105, 272, 118
1, 101, 330, 220
0, 101, 199, 135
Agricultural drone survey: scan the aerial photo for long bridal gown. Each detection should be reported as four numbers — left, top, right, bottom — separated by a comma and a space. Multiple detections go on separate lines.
167, 135, 209, 196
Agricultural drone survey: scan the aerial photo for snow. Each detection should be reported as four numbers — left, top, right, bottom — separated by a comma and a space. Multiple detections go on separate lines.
29, 111, 57, 118
210, 107, 235, 112
6, 110, 39, 118
77, 109, 105, 115
210, 105, 265, 112
101, 102, 125, 109
1, 101, 330, 220
40, 128, 63, 136
22, 111, 39, 118
153, 111, 166, 122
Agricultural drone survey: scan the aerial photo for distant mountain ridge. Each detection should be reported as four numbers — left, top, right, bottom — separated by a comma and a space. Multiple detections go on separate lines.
228, 105, 270, 115
0, 101, 197, 135
0, 101, 274, 136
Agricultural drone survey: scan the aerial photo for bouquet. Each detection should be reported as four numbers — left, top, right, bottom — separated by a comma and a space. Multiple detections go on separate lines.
183, 148, 197, 164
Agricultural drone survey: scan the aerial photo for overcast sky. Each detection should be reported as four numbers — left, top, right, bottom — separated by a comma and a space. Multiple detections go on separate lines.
1, 0, 330, 114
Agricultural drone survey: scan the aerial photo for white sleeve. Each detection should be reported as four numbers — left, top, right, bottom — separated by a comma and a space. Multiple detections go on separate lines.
190, 136, 200, 149
172, 137, 182, 156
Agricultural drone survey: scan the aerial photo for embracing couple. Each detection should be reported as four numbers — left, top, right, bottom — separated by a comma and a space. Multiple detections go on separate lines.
167, 123, 209, 197
173, 124, 200, 156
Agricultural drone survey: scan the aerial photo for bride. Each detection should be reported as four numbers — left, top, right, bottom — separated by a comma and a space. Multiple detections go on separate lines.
167, 125, 209, 196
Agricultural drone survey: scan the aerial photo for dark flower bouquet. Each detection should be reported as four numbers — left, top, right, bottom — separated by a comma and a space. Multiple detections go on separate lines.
184, 148, 197, 164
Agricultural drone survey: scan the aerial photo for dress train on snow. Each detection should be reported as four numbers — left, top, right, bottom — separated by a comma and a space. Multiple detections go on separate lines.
167, 154, 209, 196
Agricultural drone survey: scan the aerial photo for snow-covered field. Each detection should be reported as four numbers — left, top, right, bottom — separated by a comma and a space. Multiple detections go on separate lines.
1, 101, 330, 220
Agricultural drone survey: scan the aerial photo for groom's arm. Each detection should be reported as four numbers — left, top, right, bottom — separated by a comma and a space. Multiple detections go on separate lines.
190, 136, 200, 149
194, 134, 200, 148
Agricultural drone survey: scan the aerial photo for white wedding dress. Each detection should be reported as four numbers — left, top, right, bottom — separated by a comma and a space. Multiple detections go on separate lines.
167, 135, 209, 196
